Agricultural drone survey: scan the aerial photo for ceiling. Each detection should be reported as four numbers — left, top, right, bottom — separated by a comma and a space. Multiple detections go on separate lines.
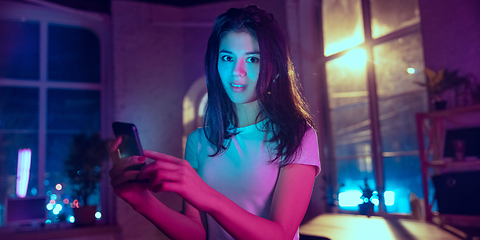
45, 0, 235, 13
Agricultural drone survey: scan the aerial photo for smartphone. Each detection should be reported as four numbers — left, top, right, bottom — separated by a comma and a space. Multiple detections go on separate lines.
112, 121, 145, 171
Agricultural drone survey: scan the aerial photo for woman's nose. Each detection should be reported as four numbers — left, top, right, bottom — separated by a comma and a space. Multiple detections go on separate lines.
233, 60, 246, 77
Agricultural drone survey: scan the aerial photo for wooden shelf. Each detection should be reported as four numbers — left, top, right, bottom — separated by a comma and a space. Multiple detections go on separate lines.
417, 104, 480, 118
415, 105, 480, 226
428, 160, 480, 173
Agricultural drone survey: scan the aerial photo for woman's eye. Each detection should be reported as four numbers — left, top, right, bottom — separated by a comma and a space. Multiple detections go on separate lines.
221, 55, 233, 62
246, 57, 260, 63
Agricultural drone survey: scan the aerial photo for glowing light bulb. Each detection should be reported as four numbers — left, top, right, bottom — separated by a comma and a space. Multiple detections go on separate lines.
407, 68, 416, 74
55, 184, 63, 191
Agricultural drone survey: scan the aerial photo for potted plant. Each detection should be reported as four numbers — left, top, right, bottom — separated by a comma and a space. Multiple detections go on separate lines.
64, 133, 108, 226
415, 68, 469, 110
358, 178, 374, 217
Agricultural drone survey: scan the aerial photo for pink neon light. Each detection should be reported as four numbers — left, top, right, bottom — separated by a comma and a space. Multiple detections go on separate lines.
72, 199, 79, 208
16, 148, 32, 198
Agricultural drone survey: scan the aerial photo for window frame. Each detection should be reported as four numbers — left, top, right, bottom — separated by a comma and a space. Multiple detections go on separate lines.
0, 0, 114, 226
293, 0, 423, 217
319, 0, 423, 216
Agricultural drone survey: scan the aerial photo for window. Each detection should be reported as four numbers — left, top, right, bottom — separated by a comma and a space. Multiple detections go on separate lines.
0, 1, 110, 227
320, 0, 426, 215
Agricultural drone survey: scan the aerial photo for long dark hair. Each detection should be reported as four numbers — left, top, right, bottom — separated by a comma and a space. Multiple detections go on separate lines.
203, 5, 314, 165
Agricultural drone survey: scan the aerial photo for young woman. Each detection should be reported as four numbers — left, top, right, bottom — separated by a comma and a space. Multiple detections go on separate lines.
109, 5, 320, 240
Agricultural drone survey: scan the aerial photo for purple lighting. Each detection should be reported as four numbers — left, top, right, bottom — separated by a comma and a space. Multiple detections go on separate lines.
16, 148, 32, 198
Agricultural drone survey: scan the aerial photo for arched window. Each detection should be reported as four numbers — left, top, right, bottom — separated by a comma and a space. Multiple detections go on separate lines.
182, 77, 207, 152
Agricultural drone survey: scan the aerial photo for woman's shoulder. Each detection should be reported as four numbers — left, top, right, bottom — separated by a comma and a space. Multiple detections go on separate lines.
187, 127, 209, 145
303, 124, 317, 139
187, 127, 203, 141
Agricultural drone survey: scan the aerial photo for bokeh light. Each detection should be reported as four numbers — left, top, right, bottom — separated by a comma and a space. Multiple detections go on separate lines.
384, 191, 395, 206
46, 203, 54, 211
53, 204, 63, 215
338, 190, 363, 207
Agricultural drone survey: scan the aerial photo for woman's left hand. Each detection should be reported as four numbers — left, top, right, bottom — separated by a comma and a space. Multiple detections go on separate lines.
138, 150, 217, 212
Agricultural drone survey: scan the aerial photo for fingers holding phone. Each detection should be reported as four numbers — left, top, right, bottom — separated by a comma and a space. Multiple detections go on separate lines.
109, 122, 145, 184
112, 122, 144, 158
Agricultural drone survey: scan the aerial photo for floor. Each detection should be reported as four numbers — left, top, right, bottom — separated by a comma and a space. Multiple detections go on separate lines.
299, 214, 466, 240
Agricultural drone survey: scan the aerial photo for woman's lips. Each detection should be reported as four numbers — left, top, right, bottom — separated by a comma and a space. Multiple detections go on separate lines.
231, 83, 245, 92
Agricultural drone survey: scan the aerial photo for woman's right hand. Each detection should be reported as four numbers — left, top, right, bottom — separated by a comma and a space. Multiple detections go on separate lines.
108, 137, 152, 208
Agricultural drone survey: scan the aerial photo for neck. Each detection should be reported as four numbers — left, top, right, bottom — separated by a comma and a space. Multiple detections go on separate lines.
235, 101, 263, 128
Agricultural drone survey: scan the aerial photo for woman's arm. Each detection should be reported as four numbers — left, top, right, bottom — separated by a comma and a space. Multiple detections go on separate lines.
133, 194, 205, 240
140, 150, 316, 240
109, 138, 206, 240
208, 164, 316, 240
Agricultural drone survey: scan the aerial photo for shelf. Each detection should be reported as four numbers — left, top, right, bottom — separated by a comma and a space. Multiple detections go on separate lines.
428, 160, 480, 173
416, 105, 480, 225
417, 104, 480, 118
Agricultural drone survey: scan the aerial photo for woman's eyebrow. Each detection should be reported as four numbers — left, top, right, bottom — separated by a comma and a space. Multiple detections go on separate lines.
219, 50, 260, 55
219, 49, 232, 54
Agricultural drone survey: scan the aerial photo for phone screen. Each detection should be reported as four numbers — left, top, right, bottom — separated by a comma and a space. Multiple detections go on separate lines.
112, 122, 144, 158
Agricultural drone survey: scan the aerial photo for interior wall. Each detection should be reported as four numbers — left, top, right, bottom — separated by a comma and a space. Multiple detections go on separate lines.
418, 0, 480, 106
111, 2, 184, 239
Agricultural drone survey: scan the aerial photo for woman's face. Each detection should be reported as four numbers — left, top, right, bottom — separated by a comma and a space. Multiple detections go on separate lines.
217, 31, 260, 105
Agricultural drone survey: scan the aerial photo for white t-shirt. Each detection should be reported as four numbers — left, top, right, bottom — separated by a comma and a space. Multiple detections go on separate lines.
185, 119, 321, 240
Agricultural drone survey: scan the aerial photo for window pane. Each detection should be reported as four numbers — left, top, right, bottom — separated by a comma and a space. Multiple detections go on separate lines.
322, 0, 364, 56
48, 24, 100, 82
370, 0, 420, 39
384, 156, 422, 213
373, 33, 427, 213
45, 134, 101, 222
326, 51, 370, 158
46, 89, 101, 223
0, 20, 40, 79
0, 87, 39, 129
47, 89, 101, 131
374, 33, 426, 152
327, 53, 374, 211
